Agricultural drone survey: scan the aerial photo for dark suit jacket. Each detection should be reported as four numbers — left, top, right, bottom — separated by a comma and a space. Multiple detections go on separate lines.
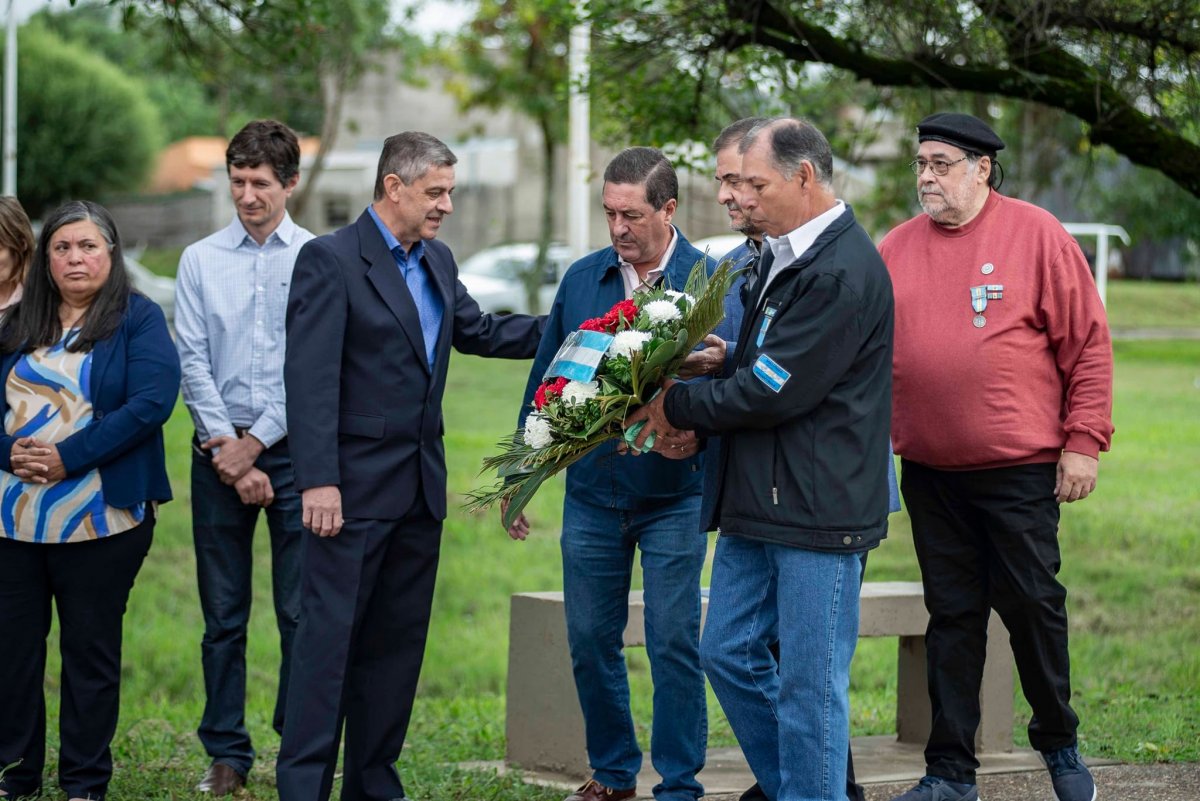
0, 293, 180, 508
284, 210, 545, 521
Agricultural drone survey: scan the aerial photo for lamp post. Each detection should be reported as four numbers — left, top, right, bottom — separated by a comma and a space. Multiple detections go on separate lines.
566, 0, 589, 261
3, 0, 16, 196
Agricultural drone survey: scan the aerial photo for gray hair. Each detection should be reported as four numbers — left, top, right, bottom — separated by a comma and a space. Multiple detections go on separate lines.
963, 152, 1005, 190
374, 131, 458, 199
740, 118, 834, 186
713, 117, 772, 154
45, 199, 118, 249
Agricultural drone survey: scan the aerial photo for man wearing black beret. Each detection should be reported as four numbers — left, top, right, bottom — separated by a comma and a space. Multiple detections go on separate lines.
879, 112, 1113, 801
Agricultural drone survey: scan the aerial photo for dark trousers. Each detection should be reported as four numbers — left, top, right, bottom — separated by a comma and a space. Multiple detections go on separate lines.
0, 516, 154, 800
276, 500, 442, 801
901, 460, 1079, 784
191, 437, 303, 776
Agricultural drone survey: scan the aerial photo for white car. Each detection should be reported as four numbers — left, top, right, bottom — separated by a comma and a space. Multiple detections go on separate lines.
458, 242, 574, 316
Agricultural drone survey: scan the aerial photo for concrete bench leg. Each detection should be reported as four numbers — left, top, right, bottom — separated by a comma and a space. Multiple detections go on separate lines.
506, 593, 590, 776
895, 610, 1015, 753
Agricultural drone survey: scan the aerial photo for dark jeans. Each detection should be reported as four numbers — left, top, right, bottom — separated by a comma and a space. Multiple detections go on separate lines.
192, 436, 303, 776
0, 515, 154, 801
901, 460, 1079, 784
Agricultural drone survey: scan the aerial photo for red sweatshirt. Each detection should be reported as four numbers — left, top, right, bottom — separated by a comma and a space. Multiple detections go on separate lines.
879, 190, 1113, 470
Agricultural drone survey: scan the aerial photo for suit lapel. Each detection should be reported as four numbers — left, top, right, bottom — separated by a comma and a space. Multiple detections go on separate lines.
358, 213, 431, 375
421, 243, 455, 362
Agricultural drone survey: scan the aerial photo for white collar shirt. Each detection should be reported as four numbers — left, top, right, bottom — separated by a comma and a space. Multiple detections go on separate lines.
617, 226, 678, 299
762, 200, 846, 294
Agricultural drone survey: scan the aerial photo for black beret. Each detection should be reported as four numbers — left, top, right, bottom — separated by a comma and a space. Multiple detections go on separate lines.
917, 113, 1005, 156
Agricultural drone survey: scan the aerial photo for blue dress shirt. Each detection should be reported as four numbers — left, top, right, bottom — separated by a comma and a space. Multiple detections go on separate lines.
366, 205, 444, 370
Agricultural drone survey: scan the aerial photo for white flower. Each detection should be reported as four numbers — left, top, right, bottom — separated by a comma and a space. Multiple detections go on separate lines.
643, 299, 682, 324
523, 413, 554, 449
664, 289, 695, 307
608, 330, 652, 359
561, 380, 600, 404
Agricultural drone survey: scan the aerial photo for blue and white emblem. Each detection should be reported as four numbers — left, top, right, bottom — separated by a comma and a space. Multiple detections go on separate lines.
752, 353, 790, 393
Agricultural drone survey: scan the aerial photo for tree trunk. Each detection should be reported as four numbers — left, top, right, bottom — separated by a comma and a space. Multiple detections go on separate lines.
292, 61, 349, 223
526, 115, 559, 316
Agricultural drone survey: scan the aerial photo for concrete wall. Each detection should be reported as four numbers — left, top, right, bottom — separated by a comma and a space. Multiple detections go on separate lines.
106, 190, 214, 249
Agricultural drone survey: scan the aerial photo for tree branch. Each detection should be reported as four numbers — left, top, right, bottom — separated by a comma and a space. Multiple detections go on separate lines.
723, 0, 1200, 197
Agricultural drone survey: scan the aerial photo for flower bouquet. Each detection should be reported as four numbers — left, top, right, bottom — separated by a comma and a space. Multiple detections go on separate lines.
467, 256, 738, 529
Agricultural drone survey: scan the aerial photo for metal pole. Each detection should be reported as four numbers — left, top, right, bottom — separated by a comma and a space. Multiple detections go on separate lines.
1095, 232, 1109, 307
566, 0, 590, 261
2, 0, 15, 196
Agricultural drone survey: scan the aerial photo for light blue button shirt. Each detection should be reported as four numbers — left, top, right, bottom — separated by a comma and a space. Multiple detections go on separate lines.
175, 213, 315, 446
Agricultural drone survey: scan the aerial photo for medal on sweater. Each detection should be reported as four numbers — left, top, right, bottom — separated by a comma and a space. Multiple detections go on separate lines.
970, 284, 1004, 328
981, 262, 995, 275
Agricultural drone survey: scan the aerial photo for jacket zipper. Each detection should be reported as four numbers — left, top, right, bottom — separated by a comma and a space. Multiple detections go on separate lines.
771, 435, 780, 505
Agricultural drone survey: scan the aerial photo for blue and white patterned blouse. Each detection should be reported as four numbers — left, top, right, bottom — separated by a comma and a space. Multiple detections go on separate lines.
0, 331, 144, 543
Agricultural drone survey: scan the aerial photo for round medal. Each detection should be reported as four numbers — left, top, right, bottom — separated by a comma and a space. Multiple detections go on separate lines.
981, 262, 995, 275
973, 314, 987, 328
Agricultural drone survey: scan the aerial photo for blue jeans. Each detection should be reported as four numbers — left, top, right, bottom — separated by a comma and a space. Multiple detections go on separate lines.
561, 495, 707, 800
701, 534, 863, 801
192, 437, 303, 776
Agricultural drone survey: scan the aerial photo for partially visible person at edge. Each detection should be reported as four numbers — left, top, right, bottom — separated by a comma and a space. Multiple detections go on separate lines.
680, 116, 902, 801
175, 120, 315, 796
503, 147, 714, 801
0, 196, 35, 314
0, 201, 181, 801
879, 112, 1113, 801
277, 131, 546, 801
625, 118, 894, 801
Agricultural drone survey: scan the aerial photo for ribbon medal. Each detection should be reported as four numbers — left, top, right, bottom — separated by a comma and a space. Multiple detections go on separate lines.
969, 284, 1004, 328
756, 302, 779, 348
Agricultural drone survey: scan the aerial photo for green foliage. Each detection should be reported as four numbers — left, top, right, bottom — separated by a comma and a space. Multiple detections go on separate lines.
2, 21, 164, 217
443, 0, 576, 313
110, 0, 397, 137
34, 3, 221, 140
586, 0, 1200, 197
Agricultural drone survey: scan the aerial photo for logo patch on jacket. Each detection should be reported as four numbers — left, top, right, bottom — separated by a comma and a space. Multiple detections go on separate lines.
752, 354, 790, 393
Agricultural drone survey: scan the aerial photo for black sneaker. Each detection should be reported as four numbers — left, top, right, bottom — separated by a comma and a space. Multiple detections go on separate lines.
888, 775, 979, 801
739, 783, 769, 801
1043, 746, 1096, 801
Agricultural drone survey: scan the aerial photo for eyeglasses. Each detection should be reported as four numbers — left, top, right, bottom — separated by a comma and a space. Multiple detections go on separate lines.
909, 157, 968, 176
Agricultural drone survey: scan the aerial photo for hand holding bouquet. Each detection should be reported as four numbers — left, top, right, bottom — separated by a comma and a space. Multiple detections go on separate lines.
467, 257, 738, 529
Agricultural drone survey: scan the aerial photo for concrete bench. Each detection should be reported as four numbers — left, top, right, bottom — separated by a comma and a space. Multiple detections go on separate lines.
505, 582, 1014, 777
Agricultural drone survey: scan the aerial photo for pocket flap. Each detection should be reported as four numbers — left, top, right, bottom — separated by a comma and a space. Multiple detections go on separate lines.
339, 412, 386, 439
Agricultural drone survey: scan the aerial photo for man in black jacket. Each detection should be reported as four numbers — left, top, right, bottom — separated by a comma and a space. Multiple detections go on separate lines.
627, 118, 894, 801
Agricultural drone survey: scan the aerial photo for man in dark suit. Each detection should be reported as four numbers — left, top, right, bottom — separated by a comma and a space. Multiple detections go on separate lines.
277, 131, 545, 801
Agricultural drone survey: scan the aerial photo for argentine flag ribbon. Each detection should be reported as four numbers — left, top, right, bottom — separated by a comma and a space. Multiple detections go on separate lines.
544, 330, 615, 383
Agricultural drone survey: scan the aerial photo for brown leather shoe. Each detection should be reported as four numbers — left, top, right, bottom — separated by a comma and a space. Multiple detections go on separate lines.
195, 763, 246, 795
564, 778, 637, 801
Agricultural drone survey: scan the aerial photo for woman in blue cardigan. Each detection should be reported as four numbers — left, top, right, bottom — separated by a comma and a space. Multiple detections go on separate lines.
0, 201, 180, 801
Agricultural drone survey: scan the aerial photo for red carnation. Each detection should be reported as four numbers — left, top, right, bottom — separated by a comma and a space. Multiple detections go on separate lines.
579, 317, 607, 332
605, 299, 639, 331
534, 377, 569, 410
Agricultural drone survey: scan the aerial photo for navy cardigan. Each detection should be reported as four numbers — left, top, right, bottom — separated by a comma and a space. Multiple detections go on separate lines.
0, 293, 181, 509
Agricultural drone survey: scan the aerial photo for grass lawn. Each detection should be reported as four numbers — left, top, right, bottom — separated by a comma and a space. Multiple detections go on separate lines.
1104, 280, 1200, 330
18, 340, 1199, 799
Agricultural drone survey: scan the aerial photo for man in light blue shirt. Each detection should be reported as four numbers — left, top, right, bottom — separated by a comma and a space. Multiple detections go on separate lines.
175, 119, 315, 797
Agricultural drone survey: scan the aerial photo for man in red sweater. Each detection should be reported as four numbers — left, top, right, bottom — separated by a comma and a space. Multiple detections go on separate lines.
880, 113, 1113, 801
